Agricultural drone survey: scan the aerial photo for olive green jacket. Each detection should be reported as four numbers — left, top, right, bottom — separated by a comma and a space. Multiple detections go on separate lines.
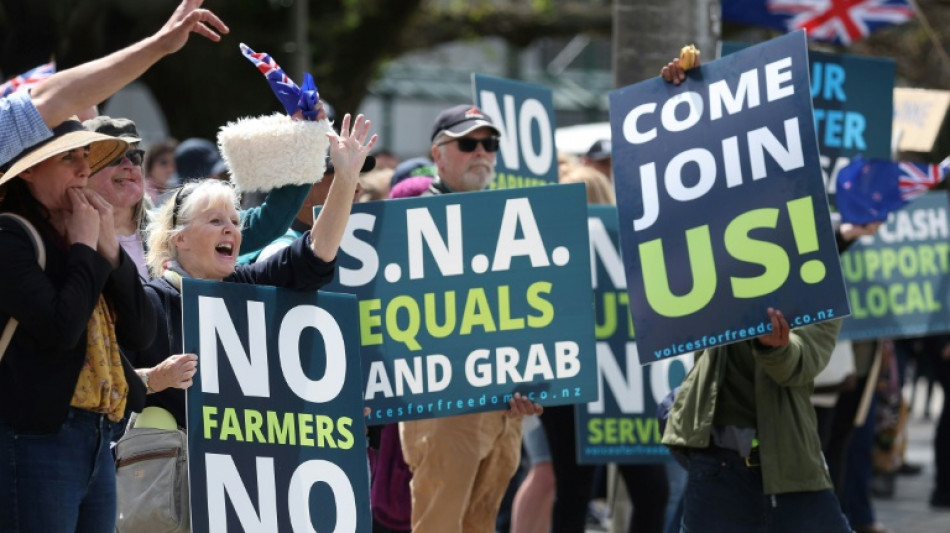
661, 319, 842, 494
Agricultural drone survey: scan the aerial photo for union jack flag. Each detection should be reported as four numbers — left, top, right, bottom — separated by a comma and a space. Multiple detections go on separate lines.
722, 0, 915, 45
239, 43, 320, 121
835, 155, 948, 224
897, 158, 950, 200
0, 61, 55, 98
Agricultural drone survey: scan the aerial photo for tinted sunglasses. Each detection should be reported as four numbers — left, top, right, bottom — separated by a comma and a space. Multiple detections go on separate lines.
107, 149, 145, 167
441, 136, 500, 153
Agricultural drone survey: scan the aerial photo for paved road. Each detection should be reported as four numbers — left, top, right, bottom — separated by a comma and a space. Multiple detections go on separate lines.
872, 386, 950, 533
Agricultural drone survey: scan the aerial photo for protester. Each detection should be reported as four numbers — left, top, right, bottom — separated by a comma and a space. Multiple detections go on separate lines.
143, 138, 179, 206
398, 104, 543, 533
0, 0, 228, 167
84, 114, 333, 275
0, 119, 157, 532
130, 113, 376, 430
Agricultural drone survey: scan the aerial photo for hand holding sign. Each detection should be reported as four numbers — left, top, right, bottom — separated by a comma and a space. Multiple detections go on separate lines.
506, 392, 543, 418
660, 45, 701, 86
756, 308, 790, 348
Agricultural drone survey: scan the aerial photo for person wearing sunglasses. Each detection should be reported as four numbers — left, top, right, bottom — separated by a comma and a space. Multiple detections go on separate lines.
399, 104, 543, 533
423, 104, 504, 196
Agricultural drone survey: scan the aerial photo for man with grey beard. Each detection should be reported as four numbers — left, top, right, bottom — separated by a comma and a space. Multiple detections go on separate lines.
423, 104, 502, 195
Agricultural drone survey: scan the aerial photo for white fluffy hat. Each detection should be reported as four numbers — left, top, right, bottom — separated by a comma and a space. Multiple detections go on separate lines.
217, 113, 331, 192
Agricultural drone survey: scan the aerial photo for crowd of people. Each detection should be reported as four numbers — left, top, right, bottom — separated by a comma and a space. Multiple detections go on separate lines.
0, 1, 948, 533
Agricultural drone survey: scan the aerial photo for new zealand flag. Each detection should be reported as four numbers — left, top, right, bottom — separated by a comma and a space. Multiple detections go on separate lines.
835, 155, 949, 224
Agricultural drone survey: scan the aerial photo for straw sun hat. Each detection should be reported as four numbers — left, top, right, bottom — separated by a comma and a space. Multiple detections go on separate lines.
0, 119, 130, 188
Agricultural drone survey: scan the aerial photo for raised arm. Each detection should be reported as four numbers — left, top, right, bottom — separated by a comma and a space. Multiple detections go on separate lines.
29, 0, 228, 127
310, 113, 377, 262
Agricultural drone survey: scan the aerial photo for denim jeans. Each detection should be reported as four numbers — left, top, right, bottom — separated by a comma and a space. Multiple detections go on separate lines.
681, 448, 851, 533
0, 407, 118, 533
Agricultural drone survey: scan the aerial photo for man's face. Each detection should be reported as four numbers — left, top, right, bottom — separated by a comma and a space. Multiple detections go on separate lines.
431, 127, 497, 192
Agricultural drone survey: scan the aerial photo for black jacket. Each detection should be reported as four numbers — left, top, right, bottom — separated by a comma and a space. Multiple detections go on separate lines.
0, 214, 156, 432
130, 231, 335, 428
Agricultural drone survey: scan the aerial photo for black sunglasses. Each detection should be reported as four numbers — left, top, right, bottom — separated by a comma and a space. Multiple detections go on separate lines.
107, 149, 145, 167
440, 136, 500, 153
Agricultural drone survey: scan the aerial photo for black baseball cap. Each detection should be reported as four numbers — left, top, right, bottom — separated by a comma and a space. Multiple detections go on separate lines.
430, 104, 501, 142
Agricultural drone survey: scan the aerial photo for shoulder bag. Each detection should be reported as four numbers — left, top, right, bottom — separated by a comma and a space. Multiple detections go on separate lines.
0, 213, 46, 362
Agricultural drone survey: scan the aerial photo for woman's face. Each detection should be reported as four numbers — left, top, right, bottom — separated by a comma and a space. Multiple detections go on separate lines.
88, 148, 145, 211
20, 147, 91, 211
174, 201, 242, 281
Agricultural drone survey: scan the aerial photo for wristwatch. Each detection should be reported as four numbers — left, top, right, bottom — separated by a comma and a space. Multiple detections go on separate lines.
142, 369, 155, 394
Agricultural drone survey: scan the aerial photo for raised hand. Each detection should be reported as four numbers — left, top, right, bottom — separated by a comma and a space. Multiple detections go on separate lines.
83, 189, 120, 267
65, 188, 100, 250
757, 307, 790, 348
154, 0, 230, 55
326, 113, 378, 182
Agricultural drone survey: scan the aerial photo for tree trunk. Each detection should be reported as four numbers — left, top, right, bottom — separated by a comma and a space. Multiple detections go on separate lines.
612, 0, 717, 89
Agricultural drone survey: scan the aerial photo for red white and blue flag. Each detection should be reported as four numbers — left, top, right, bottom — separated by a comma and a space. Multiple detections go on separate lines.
722, 0, 915, 45
0, 61, 55, 98
835, 155, 949, 224
239, 43, 320, 121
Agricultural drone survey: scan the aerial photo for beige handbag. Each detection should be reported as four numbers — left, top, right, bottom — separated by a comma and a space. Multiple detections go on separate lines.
0, 213, 46, 362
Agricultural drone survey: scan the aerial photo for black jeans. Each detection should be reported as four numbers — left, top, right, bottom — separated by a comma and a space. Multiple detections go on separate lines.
541, 405, 669, 533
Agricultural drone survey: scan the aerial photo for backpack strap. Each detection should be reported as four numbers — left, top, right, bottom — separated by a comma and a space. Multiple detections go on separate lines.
0, 213, 46, 362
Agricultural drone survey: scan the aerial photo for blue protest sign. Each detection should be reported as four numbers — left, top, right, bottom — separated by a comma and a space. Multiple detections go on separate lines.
722, 42, 895, 192
318, 184, 598, 425
183, 279, 370, 533
575, 206, 693, 464
839, 191, 950, 340
611, 31, 850, 364
473, 73, 558, 188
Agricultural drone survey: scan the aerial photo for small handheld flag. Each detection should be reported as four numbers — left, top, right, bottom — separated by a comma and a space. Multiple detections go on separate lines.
239, 44, 320, 121
835, 155, 949, 224
0, 62, 56, 98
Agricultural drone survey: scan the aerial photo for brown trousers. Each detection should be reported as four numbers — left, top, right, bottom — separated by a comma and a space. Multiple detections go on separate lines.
399, 411, 522, 533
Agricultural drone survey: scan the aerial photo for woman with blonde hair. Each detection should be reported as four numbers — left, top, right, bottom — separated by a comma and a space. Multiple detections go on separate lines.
129, 113, 376, 430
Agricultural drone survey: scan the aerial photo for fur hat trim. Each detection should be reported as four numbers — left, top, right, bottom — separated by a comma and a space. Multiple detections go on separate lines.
217, 113, 330, 192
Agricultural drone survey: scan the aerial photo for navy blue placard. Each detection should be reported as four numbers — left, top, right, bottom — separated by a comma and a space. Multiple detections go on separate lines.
722, 42, 895, 193
474, 73, 559, 188
839, 191, 950, 340
575, 206, 693, 464
183, 279, 370, 533
611, 31, 850, 364
317, 184, 598, 425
